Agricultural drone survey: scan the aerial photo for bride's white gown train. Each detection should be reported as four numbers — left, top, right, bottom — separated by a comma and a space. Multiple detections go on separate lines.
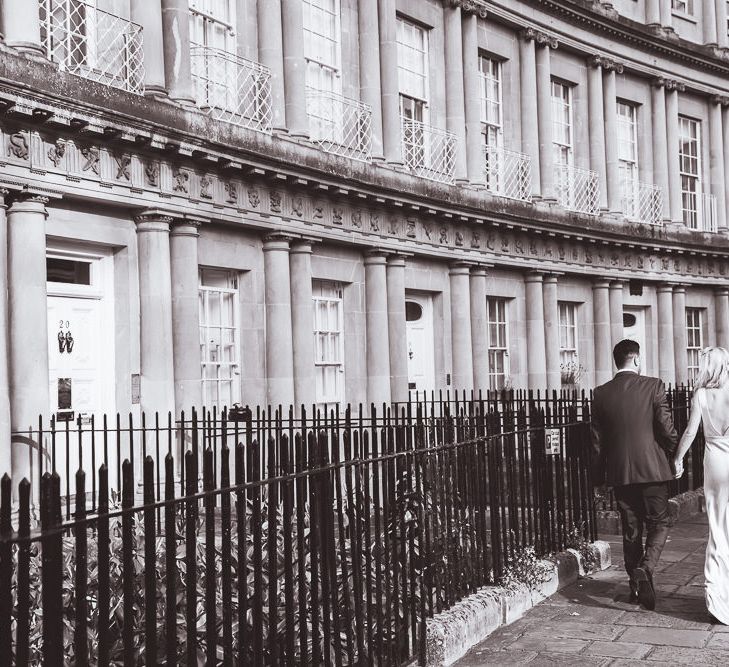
697, 390, 729, 624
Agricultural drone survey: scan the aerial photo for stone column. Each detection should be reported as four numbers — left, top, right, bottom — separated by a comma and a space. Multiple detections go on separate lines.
444, 3, 467, 182
718, 0, 729, 48
723, 103, 729, 231
536, 38, 557, 201
1, 0, 42, 54
704, 0, 719, 45
659, 0, 674, 29
609, 281, 624, 348
386, 255, 408, 403
603, 65, 622, 214
469, 267, 488, 392
646, 0, 661, 24
258, 0, 287, 131
519, 31, 541, 198
378, 0, 402, 164
525, 272, 547, 389
657, 284, 676, 384
161, 0, 194, 104
136, 211, 176, 419
587, 57, 608, 210
170, 220, 202, 417
543, 274, 561, 391
449, 263, 474, 393
665, 84, 683, 224
710, 97, 727, 230
673, 285, 688, 385
289, 241, 316, 410
7, 194, 50, 483
364, 252, 391, 406
263, 235, 295, 407
463, 13, 483, 185
0, 191, 11, 477
715, 287, 729, 349
131, 0, 168, 96
651, 80, 670, 223
592, 280, 612, 385
359, 0, 384, 159
281, 0, 309, 138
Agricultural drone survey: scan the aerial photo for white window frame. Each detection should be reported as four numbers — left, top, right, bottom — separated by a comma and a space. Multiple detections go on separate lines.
313, 281, 345, 408
686, 308, 703, 383
551, 80, 574, 170
188, 0, 235, 51
486, 297, 509, 391
558, 302, 579, 386
678, 115, 702, 230
617, 100, 639, 215
303, 0, 342, 94
479, 56, 502, 148
397, 16, 429, 121
199, 268, 240, 409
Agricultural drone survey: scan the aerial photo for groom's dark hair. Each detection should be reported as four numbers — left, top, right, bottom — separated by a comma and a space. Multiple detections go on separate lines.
613, 339, 640, 368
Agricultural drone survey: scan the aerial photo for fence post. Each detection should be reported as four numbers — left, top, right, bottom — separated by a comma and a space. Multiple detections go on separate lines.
0, 476, 11, 666
98, 464, 111, 667
143, 456, 157, 666
203, 447, 217, 665
121, 460, 135, 667
74, 469, 88, 664
184, 450, 198, 666
164, 454, 177, 667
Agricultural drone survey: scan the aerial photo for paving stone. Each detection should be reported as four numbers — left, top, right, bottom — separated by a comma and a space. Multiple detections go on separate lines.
618, 626, 710, 647
504, 636, 590, 653
652, 571, 696, 586
453, 648, 538, 665
551, 606, 628, 624
522, 652, 608, 666
534, 619, 624, 641
606, 658, 676, 667
707, 634, 729, 649
584, 641, 652, 659
645, 646, 729, 664
658, 550, 692, 562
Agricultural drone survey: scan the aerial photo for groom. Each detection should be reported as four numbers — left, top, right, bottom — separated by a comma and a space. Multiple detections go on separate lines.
591, 339, 678, 610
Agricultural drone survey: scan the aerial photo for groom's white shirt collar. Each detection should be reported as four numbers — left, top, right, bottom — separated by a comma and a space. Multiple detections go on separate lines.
615, 368, 638, 375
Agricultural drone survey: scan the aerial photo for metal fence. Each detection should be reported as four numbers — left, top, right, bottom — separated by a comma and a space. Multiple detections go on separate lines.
1, 400, 599, 665
556, 164, 600, 215
482, 146, 532, 202
621, 180, 663, 226
401, 117, 457, 185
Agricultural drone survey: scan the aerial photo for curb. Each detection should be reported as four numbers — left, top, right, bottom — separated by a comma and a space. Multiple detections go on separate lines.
424, 541, 611, 667
596, 487, 704, 534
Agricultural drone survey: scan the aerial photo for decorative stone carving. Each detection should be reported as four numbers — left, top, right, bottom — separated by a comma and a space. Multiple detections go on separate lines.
7, 132, 29, 160
292, 196, 304, 217
351, 210, 362, 228
270, 191, 282, 213
588, 55, 624, 73
519, 27, 558, 49
247, 188, 260, 208
443, 0, 488, 18
114, 154, 131, 181
313, 205, 324, 219
172, 168, 189, 193
144, 161, 159, 187
471, 231, 481, 248
332, 207, 343, 224
224, 181, 237, 204
200, 174, 213, 199
47, 139, 65, 167
406, 219, 416, 238
80, 146, 100, 174
370, 213, 380, 232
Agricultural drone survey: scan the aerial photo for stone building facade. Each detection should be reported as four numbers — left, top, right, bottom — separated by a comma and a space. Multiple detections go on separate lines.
0, 0, 728, 477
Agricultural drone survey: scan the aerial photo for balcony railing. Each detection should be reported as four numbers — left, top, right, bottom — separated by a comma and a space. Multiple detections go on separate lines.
555, 165, 599, 215
306, 89, 372, 162
621, 180, 664, 225
39, 0, 145, 94
190, 46, 272, 134
482, 146, 532, 202
700, 192, 718, 233
401, 117, 457, 184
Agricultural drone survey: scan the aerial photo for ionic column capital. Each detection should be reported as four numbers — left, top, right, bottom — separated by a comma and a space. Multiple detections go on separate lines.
657, 282, 677, 294
290, 239, 314, 254
262, 233, 293, 251
651, 77, 685, 91
135, 209, 174, 232
519, 27, 558, 49
170, 219, 201, 238
710, 94, 729, 106
364, 249, 388, 265
469, 265, 489, 278
448, 261, 472, 276
442, 0, 488, 18
7, 191, 50, 218
525, 270, 545, 283
588, 55, 624, 73
593, 279, 611, 290
386, 254, 407, 268
714, 285, 729, 297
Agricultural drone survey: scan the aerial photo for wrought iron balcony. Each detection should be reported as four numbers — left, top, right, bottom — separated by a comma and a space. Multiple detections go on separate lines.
700, 192, 718, 233
482, 146, 532, 202
39, 0, 145, 94
306, 89, 372, 162
621, 181, 664, 225
555, 165, 599, 215
401, 117, 457, 184
190, 46, 272, 134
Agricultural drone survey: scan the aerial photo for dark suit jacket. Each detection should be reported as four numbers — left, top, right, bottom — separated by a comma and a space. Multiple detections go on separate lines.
591, 372, 678, 487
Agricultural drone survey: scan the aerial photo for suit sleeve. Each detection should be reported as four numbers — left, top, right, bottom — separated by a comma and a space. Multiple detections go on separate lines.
653, 379, 679, 457
590, 391, 606, 486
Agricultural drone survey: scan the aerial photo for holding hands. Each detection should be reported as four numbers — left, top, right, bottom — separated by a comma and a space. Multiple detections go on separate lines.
673, 456, 684, 479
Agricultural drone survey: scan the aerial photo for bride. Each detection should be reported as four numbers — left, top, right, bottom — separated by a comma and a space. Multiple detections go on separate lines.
674, 347, 729, 625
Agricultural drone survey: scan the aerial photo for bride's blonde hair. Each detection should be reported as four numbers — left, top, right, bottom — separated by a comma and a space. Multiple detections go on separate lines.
696, 347, 729, 389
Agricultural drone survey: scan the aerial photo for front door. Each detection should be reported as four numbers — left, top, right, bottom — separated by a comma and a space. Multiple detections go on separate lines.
405, 294, 435, 400
623, 307, 647, 372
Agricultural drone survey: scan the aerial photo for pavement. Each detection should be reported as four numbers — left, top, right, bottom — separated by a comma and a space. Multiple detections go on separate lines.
454, 512, 729, 666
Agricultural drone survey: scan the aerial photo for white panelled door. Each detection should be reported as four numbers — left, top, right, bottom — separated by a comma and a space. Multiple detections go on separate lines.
405, 294, 435, 400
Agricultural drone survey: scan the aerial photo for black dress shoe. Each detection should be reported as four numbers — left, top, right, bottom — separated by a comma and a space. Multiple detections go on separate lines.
633, 567, 656, 610
629, 580, 639, 603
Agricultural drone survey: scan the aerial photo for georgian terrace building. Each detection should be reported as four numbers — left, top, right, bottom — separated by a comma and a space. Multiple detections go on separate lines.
0, 0, 728, 478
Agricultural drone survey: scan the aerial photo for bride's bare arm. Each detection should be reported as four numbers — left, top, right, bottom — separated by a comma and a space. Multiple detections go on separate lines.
674, 391, 703, 465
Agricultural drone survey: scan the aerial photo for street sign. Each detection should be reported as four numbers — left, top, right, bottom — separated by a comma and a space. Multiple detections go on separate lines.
545, 428, 561, 456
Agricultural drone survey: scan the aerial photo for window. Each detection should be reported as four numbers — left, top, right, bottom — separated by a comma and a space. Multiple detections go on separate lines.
303, 0, 341, 94
679, 116, 702, 229
672, 0, 694, 15
397, 17, 429, 121
558, 303, 579, 386
313, 281, 345, 407
480, 57, 502, 148
686, 308, 703, 382
487, 298, 509, 391
199, 268, 240, 409
551, 81, 573, 170
47, 258, 91, 285
189, 0, 235, 51
617, 101, 639, 216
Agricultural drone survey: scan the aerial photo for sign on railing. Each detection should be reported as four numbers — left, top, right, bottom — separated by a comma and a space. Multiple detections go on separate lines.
190, 46, 272, 134
39, 0, 145, 95
306, 88, 372, 162
401, 117, 457, 184
482, 145, 532, 202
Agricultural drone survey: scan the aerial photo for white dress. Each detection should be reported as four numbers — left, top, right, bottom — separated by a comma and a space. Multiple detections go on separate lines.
697, 390, 729, 624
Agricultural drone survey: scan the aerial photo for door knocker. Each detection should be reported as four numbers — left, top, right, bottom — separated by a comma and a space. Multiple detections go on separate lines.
64, 331, 74, 353
57, 321, 74, 354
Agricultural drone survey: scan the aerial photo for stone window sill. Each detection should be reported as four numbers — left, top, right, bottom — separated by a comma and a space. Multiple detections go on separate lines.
671, 10, 698, 24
